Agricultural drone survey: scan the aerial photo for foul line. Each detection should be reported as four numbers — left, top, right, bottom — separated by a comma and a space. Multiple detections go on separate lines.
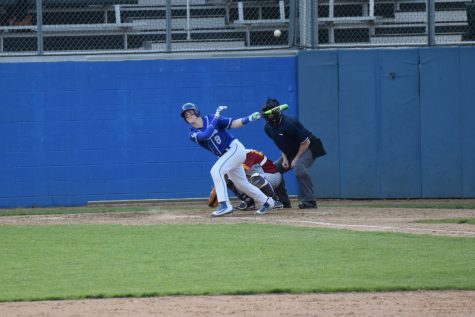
236, 217, 475, 236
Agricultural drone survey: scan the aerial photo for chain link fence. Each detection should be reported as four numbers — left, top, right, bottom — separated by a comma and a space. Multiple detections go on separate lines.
1, 0, 474, 56
312, 0, 475, 47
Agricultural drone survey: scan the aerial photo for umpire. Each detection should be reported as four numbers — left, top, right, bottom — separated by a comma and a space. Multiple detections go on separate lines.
261, 98, 326, 209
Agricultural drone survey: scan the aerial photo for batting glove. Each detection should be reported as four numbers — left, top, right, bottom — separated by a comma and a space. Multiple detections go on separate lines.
241, 112, 261, 125
248, 112, 261, 121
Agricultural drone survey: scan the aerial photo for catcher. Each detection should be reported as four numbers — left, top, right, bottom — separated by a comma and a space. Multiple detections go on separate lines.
208, 149, 291, 210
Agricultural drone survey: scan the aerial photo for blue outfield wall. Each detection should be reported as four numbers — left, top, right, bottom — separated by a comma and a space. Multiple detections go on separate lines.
299, 46, 475, 199
1, 47, 474, 207
0, 57, 298, 207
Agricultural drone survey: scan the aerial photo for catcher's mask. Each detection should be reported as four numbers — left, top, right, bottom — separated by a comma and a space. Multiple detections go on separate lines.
180, 102, 200, 121
261, 98, 282, 127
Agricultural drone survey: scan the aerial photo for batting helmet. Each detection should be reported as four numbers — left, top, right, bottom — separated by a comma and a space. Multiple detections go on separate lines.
261, 98, 282, 127
180, 102, 201, 121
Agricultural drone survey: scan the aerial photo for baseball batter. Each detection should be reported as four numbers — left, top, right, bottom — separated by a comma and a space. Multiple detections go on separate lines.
180, 102, 276, 216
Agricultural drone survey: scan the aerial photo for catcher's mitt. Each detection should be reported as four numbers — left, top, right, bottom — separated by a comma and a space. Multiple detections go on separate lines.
208, 186, 218, 207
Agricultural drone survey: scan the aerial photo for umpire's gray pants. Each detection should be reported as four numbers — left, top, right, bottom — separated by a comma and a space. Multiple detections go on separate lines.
274, 149, 317, 204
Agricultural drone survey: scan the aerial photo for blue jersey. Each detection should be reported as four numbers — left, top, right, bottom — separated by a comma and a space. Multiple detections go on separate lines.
189, 114, 236, 157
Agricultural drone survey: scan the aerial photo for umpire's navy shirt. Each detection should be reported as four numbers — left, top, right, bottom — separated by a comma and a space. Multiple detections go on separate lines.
264, 115, 314, 162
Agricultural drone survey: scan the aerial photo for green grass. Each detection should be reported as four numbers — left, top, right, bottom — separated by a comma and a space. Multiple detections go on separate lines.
416, 218, 475, 225
0, 224, 473, 302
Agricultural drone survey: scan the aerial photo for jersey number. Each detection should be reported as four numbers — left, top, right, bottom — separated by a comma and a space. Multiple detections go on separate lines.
213, 135, 222, 144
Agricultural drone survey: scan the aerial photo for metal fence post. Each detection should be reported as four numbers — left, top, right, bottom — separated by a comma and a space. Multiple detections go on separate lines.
36, 0, 43, 55
288, 0, 296, 47
186, 0, 191, 40
166, 0, 172, 52
311, 0, 318, 48
427, 0, 435, 45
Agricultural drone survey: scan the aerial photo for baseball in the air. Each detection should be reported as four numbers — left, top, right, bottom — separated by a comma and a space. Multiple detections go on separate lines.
274, 29, 282, 37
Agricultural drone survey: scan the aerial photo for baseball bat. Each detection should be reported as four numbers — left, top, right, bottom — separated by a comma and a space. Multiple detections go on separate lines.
261, 104, 288, 115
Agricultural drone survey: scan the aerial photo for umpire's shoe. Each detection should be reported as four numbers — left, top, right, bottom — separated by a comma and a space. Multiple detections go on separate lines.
298, 201, 317, 209
212, 202, 233, 217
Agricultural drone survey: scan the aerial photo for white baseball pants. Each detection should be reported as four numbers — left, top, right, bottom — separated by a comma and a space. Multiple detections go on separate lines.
210, 139, 274, 208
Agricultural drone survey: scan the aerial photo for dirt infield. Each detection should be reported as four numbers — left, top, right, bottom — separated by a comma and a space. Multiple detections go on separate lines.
1, 291, 474, 317
2, 199, 474, 237
1, 199, 474, 316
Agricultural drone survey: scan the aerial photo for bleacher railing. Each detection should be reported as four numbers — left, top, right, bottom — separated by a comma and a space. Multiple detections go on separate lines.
1, 0, 474, 56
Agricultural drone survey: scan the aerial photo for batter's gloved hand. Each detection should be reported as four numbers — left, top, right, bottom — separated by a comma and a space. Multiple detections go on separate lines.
241, 112, 261, 125
248, 112, 261, 122
214, 105, 228, 118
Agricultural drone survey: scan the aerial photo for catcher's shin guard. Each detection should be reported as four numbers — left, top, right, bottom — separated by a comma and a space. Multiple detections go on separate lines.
250, 173, 277, 198
259, 182, 276, 198
227, 178, 255, 209
256, 180, 282, 209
